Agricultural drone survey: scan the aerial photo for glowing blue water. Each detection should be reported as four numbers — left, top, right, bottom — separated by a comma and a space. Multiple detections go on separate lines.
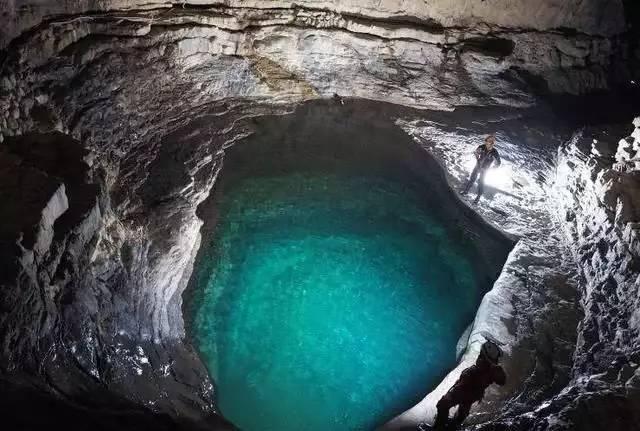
192, 172, 483, 431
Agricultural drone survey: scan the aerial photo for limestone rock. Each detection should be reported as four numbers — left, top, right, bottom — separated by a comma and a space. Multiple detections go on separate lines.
0, 1, 638, 430
0, 0, 626, 50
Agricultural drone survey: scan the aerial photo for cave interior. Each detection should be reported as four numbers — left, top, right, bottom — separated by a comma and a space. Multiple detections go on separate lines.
1, 1, 640, 431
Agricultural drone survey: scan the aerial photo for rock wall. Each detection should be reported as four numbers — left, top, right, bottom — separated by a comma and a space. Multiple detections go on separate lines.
457, 116, 640, 431
556, 120, 640, 370
0, 1, 639, 429
0, 129, 234, 428
384, 110, 584, 429
0, 1, 634, 123
0, 0, 626, 50
540, 118, 640, 429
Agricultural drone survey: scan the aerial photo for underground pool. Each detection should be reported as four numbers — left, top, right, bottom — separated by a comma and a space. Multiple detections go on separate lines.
189, 108, 512, 431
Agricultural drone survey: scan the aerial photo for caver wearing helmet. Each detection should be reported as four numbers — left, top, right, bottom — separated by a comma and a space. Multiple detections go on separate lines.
432, 341, 506, 430
480, 340, 502, 364
461, 134, 502, 204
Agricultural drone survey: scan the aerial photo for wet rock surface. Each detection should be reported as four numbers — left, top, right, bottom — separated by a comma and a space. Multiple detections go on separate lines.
0, 1, 639, 430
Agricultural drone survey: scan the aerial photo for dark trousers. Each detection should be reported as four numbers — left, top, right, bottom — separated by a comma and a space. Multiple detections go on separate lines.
463, 164, 487, 201
433, 390, 473, 430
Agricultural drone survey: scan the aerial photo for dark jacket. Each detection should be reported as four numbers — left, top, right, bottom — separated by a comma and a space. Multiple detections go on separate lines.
474, 144, 501, 169
447, 359, 506, 402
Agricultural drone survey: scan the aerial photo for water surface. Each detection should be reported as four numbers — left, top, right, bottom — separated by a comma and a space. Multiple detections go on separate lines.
192, 170, 488, 431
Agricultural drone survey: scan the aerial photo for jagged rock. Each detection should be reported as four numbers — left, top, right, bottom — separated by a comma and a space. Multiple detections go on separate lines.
0, 0, 626, 51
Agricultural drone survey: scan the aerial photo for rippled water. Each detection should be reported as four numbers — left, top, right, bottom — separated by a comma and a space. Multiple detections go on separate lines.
191, 170, 488, 431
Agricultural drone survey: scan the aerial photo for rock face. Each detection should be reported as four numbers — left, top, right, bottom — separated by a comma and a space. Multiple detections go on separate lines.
0, 1, 639, 430
538, 119, 640, 430
0, 0, 626, 50
381, 111, 581, 429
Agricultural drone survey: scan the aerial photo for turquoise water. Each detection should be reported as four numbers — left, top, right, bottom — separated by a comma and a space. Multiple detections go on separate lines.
192, 172, 484, 431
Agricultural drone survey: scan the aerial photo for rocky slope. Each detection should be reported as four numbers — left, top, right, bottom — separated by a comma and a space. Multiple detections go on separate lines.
0, 1, 639, 430
444, 114, 640, 431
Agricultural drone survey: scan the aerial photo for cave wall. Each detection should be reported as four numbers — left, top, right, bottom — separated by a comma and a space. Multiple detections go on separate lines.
0, 0, 626, 51
556, 121, 640, 369
544, 119, 640, 427
0, 0, 631, 373
0, 0, 639, 429
0, 0, 634, 128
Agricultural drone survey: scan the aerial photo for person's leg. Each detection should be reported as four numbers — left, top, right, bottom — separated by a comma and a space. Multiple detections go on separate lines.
463, 164, 480, 194
434, 393, 456, 429
474, 168, 487, 203
450, 401, 472, 429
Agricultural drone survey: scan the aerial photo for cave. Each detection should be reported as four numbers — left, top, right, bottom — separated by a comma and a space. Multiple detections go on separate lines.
1, 1, 640, 431
186, 104, 513, 431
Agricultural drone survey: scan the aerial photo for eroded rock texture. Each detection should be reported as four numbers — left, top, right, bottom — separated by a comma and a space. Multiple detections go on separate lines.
0, 1, 639, 430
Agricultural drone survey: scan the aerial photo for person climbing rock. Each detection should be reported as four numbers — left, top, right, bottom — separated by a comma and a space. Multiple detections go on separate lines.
462, 135, 501, 203
431, 341, 506, 430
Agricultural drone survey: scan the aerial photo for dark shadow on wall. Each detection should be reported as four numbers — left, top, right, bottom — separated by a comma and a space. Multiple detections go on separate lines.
623, 0, 640, 82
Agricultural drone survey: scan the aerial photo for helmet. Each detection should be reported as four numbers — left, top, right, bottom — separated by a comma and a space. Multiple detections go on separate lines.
480, 340, 502, 364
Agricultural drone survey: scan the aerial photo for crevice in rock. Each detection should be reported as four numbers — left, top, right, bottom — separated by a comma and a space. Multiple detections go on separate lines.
460, 37, 515, 58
